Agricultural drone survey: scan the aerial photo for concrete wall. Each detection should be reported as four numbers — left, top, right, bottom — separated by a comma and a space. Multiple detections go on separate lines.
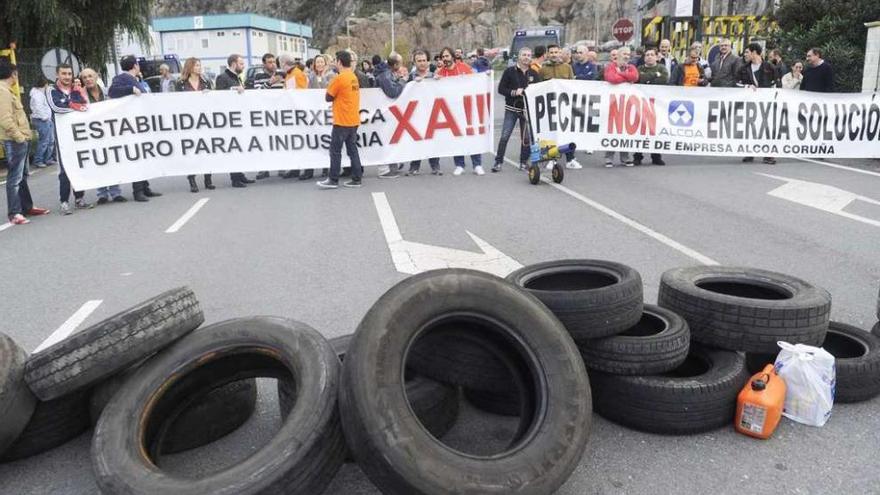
863, 22, 880, 93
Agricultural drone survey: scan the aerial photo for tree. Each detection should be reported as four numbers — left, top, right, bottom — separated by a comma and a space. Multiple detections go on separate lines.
776, 0, 880, 92
0, 0, 152, 68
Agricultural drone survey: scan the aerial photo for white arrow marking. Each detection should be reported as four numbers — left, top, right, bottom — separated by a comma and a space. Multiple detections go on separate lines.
758, 173, 880, 228
372, 192, 523, 277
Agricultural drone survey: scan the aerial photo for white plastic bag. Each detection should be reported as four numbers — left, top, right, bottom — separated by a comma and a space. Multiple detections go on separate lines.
773, 341, 836, 427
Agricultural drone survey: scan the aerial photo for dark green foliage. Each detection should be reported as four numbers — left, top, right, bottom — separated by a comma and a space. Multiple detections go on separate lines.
775, 0, 880, 92
0, 0, 152, 68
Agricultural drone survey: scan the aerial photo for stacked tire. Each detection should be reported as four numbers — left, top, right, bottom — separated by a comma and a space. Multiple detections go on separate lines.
504, 260, 752, 435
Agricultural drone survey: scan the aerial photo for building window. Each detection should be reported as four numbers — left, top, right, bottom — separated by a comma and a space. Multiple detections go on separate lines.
217, 31, 225, 37
258, 32, 264, 37
201, 39, 209, 48
232, 31, 240, 37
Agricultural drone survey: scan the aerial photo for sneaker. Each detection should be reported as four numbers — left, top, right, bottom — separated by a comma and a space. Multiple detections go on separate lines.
379, 170, 400, 179
46, 160, 58, 166
652, 159, 666, 166
405, 169, 420, 176
519, 163, 527, 170
474, 166, 485, 176
453, 166, 464, 176
143, 189, 162, 197
343, 179, 362, 188
60, 202, 72, 215
741, 157, 755, 163
604, 159, 614, 168
624, 161, 634, 167
491, 164, 502, 173
75, 199, 95, 209
763, 157, 777, 165
32, 163, 47, 168
112, 196, 128, 203
26, 207, 50, 216
10, 214, 30, 225
256, 171, 270, 180
317, 179, 339, 189
97, 197, 109, 205
565, 159, 583, 169
431, 169, 443, 176
632, 159, 643, 166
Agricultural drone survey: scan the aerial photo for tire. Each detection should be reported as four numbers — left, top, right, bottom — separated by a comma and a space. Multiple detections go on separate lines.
406, 327, 518, 392
25, 287, 204, 401
0, 390, 90, 462
577, 304, 690, 375
89, 362, 258, 454
528, 164, 540, 184
745, 352, 778, 374
551, 162, 564, 183
507, 259, 644, 341
658, 266, 831, 353
0, 333, 37, 458
463, 387, 521, 416
590, 344, 749, 434
340, 269, 591, 495
821, 322, 880, 403
92, 317, 345, 495
279, 336, 459, 443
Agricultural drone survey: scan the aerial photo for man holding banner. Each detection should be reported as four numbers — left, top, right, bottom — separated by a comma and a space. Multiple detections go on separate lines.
318, 51, 363, 189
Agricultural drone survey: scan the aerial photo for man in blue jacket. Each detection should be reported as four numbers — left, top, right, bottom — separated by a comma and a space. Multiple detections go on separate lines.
108, 55, 162, 202
572, 45, 597, 81
48, 63, 93, 214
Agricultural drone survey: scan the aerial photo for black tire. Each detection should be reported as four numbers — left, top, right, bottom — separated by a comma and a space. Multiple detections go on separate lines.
463, 387, 521, 416
25, 287, 204, 401
89, 362, 258, 454
552, 162, 564, 183
92, 317, 345, 495
577, 304, 690, 375
507, 259, 644, 341
406, 327, 517, 392
279, 336, 459, 443
528, 163, 541, 184
0, 333, 37, 457
821, 322, 880, 403
745, 352, 778, 374
658, 266, 831, 353
340, 269, 591, 494
590, 344, 749, 434
0, 390, 90, 462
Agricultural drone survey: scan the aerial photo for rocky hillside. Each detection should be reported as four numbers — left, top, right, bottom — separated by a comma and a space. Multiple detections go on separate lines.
153, 0, 766, 56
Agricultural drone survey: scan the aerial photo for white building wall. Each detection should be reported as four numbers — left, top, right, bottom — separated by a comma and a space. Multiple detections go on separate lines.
156, 28, 309, 72
864, 23, 880, 93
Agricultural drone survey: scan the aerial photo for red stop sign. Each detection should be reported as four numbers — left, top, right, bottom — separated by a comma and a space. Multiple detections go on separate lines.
612, 18, 634, 43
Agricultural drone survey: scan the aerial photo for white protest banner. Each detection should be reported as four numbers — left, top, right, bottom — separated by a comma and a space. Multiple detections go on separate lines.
56, 73, 493, 190
525, 79, 880, 159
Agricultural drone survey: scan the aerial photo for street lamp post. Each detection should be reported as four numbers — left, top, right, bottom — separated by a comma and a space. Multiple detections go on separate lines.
346, 16, 351, 49
391, 0, 396, 54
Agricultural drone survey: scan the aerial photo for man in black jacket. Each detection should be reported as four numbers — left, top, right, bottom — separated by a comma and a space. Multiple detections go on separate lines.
738, 43, 778, 165
802, 47, 834, 92
492, 47, 539, 172
215, 54, 253, 187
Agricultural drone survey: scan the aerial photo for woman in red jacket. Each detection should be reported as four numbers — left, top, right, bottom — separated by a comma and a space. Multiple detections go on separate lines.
603, 47, 638, 167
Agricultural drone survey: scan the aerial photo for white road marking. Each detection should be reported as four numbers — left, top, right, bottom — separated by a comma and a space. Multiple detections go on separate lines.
759, 173, 880, 228
0, 222, 12, 232
165, 198, 210, 233
497, 155, 720, 266
33, 300, 103, 353
372, 192, 523, 276
793, 157, 880, 178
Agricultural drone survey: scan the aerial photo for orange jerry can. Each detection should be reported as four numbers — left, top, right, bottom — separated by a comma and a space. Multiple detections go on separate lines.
735, 364, 786, 439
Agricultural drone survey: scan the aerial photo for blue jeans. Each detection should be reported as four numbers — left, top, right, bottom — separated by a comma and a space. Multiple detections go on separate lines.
32, 119, 55, 165
453, 154, 482, 169
329, 125, 362, 181
409, 158, 440, 171
494, 109, 530, 165
96, 185, 122, 199
3, 141, 33, 218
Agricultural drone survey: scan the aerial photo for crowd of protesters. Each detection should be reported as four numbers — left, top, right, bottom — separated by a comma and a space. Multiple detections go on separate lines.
1, 39, 835, 224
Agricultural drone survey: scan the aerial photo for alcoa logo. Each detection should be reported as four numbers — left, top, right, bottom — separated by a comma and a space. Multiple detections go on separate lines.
668, 101, 695, 127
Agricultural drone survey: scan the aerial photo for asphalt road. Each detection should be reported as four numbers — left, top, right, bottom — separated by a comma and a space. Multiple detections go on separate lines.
1, 95, 879, 494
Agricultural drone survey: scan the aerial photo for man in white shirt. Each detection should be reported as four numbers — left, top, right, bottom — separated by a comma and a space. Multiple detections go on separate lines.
29, 79, 55, 168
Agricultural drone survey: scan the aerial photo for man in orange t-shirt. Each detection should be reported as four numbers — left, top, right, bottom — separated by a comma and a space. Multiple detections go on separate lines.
318, 50, 363, 189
